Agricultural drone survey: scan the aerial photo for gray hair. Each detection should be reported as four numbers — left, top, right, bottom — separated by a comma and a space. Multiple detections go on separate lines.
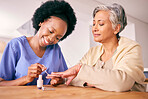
93, 3, 127, 38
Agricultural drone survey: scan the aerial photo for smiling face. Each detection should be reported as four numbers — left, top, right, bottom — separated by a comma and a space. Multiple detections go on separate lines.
92, 10, 117, 43
37, 16, 67, 47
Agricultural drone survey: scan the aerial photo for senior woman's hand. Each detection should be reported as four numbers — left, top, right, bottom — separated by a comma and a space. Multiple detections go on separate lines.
46, 64, 82, 85
26, 63, 47, 83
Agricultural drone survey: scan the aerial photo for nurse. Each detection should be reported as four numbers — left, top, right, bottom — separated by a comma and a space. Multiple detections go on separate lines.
0, 0, 76, 86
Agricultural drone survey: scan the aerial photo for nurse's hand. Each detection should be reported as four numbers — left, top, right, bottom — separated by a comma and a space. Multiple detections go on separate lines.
46, 64, 82, 85
26, 63, 47, 82
50, 77, 64, 86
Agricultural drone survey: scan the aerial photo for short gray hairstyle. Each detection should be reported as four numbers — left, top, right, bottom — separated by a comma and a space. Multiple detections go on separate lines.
93, 3, 127, 38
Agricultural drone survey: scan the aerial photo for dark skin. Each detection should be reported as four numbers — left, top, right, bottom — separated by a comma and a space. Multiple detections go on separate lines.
0, 16, 68, 86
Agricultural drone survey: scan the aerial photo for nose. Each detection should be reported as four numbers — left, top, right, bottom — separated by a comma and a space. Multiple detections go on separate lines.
92, 24, 99, 32
48, 35, 55, 43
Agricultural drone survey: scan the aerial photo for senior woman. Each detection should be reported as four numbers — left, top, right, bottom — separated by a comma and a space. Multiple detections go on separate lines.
47, 3, 146, 92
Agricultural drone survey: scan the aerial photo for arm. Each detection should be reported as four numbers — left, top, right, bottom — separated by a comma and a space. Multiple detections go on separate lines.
47, 64, 82, 85
0, 42, 46, 86
48, 47, 95, 86
0, 63, 46, 86
72, 45, 144, 92
0, 76, 30, 86
74, 65, 135, 92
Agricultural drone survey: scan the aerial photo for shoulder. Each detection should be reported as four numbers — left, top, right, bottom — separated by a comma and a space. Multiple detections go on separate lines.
8, 36, 27, 45
119, 36, 140, 48
117, 36, 141, 52
7, 36, 27, 51
113, 36, 142, 62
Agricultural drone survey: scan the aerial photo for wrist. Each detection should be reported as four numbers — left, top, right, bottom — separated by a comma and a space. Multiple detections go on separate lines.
75, 64, 82, 73
24, 76, 32, 84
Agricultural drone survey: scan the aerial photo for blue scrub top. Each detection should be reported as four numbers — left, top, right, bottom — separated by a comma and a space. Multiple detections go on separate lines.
0, 36, 67, 85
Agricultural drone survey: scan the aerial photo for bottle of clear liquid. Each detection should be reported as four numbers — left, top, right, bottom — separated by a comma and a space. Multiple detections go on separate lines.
37, 75, 43, 89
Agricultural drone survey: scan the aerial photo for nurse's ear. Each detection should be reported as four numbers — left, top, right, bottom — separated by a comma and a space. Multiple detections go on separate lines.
39, 22, 42, 26
114, 24, 121, 35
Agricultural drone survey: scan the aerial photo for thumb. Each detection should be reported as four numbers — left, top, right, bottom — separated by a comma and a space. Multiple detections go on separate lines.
66, 77, 74, 85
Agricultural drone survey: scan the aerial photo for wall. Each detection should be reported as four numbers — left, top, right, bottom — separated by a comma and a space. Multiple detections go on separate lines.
128, 16, 148, 68
59, 0, 99, 67
0, 0, 148, 68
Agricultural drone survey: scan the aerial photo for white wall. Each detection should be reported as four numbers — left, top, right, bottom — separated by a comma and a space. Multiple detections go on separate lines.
128, 16, 148, 68
59, 0, 98, 67
0, 0, 148, 68
0, 0, 41, 38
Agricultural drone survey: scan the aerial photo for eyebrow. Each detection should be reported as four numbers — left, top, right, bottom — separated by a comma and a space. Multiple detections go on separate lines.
57, 35, 63, 37
51, 26, 63, 37
51, 26, 57, 33
93, 19, 104, 22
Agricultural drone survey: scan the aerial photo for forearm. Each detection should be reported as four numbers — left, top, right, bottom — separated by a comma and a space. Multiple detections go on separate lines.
71, 64, 82, 73
75, 65, 135, 92
0, 76, 31, 86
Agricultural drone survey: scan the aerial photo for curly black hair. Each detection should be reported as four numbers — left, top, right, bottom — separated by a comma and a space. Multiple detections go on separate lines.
32, 0, 77, 41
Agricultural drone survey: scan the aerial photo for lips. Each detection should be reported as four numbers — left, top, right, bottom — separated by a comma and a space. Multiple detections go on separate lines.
46, 40, 53, 45
42, 38, 48, 45
93, 34, 101, 37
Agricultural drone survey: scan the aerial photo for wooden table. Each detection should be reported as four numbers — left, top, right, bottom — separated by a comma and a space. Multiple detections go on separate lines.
0, 84, 148, 99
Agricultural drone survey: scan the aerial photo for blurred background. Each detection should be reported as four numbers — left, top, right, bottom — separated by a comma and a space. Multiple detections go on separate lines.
0, 0, 148, 73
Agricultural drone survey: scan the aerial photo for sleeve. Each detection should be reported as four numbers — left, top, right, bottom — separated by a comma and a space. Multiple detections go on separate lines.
58, 47, 68, 72
0, 42, 17, 80
72, 64, 135, 92
114, 45, 145, 84
71, 43, 145, 92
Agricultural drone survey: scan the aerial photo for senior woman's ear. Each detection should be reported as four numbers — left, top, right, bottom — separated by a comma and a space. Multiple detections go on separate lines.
114, 24, 121, 35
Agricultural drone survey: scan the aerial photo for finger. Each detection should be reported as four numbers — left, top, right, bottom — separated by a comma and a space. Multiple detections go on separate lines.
31, 63, 46, 72
62, 72, 76, 78
35, 63, 46, 71
28, 68, 43, 77
51, 72, 63, 77
50, 79, 57, 85
50, 78, 63, 86
51, 72, 63, 75
29, 64, 41, 71
28, 72, 38, 78
66, 78, 73, 85
46, 75, 55, 79
41, 64, 47, 71
46, 74, 61, 79
29, 69, 42, 75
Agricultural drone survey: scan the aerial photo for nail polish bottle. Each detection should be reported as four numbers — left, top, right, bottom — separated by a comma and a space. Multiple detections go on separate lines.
37, 75, 43, 89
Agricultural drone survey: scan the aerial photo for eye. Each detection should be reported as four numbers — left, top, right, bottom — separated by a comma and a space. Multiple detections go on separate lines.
99, 24, 104, 26
56, 38, 60, 40
92, 22, 95, 26
56, 36, 61, 40
49, 30, 53, 34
